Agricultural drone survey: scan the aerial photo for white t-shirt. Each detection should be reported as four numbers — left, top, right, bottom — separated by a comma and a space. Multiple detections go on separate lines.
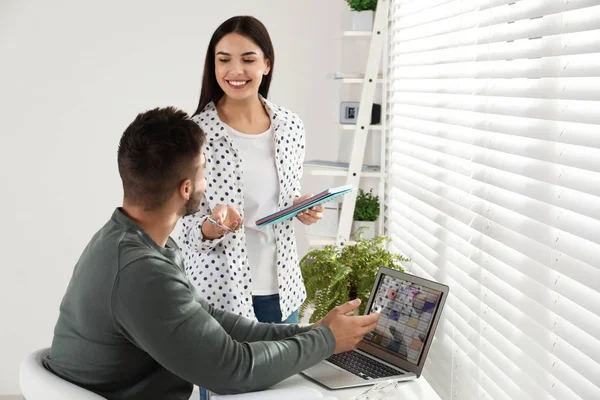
227, 123, 279, 295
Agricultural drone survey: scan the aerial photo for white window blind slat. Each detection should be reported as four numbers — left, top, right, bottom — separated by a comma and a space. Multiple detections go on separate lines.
433, 313, 583, 400
389, 174, 600, 320
392, 5, 600, 56
389, 222, 597, 399
391, 76, 600, 102
442, 302, 585, 400
478, 329, 598, 400
389, 191, 600, 343
392, 0, 599, 43
388, 1, 600, 397
391, 53, 600, 79
393, 0, 479, 31
448, 333, 516, 400
411, 271, 563, 397
392, 29, 600, 67
391, 105, 600, 149
389, 170, 600, 296
391, 127, 600, 199
390, 115, 600, 174
390, 158, 600, 283
391, 93, 600, 125
389, 134, 600, 241
394, 0, 457, 19
389, 163, 600, 385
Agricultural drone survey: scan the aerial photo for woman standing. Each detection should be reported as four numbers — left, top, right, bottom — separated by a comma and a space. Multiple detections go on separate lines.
176, 16, 322, 323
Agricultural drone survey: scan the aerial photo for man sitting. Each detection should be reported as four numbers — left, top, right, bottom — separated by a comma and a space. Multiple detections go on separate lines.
43, 107, 379, 399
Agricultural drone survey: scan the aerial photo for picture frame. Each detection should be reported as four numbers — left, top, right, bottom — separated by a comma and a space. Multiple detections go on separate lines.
340, 101, 360, 124
340, 102, 382, 124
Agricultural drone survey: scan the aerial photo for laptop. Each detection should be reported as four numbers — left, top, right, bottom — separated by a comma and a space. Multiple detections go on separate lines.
302, 266, 449, 389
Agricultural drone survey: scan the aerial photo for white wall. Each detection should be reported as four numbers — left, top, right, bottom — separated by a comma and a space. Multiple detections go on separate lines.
0, 0, 350, 394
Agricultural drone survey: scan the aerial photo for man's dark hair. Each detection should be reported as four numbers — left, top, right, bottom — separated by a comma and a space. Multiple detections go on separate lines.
117, 107, 205, 210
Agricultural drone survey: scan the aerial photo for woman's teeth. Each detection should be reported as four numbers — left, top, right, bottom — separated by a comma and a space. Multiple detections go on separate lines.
229, 81, 247, 86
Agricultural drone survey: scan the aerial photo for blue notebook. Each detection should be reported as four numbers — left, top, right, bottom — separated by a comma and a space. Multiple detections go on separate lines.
256, 184, 353, 227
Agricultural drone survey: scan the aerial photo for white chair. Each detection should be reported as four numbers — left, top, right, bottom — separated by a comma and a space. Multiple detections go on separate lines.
19, 348, 106, 400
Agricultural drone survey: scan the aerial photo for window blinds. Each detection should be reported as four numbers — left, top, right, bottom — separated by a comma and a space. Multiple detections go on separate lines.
387, 1, 600, 399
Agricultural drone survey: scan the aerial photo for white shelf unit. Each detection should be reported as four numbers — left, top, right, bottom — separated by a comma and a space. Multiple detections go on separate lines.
306, 0, 388, 247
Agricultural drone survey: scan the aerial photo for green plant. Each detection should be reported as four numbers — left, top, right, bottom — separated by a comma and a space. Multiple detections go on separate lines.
299, 229, 410, 323
345, 0, 377, 11
353, 188, 380, 221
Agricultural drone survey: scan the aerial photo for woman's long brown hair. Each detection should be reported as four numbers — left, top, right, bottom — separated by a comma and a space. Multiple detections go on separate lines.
194, 16, 275, 116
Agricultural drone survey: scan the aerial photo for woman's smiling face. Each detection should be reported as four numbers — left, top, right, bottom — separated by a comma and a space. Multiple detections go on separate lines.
214, 32, 271, 101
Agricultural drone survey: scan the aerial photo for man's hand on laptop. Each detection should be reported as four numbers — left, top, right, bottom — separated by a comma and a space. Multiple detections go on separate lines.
313, 299, 380, 354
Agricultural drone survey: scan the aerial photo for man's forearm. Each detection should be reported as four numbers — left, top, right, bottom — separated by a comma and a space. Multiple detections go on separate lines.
205, 326, 335, 395
197, 295, 311, 342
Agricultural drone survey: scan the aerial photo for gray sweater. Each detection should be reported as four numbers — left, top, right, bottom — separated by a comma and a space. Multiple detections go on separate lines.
43, 208, 335, 399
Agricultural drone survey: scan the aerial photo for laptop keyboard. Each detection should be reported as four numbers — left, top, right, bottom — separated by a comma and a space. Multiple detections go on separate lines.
326, 351, 404, 380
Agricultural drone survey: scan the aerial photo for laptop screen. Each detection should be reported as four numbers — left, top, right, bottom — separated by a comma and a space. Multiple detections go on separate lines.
364, 273, 444, 366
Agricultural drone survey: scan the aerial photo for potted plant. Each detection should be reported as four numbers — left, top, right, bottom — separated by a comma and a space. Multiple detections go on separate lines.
352, 188, 379, 239
345, 0, 377, 31
299, 230, 410, 323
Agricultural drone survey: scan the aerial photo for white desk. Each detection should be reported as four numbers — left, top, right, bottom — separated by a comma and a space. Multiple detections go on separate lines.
197, 373, 442, 400
274, 374, 441, 399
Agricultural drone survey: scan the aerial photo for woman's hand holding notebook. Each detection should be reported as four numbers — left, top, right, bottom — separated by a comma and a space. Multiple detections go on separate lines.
255, 184, 353, 227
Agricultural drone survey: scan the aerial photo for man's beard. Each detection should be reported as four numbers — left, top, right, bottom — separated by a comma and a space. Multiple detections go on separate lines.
183, 188, 202, 216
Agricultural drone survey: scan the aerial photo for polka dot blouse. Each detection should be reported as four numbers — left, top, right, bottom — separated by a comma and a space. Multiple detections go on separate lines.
175, 96, 307, 320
